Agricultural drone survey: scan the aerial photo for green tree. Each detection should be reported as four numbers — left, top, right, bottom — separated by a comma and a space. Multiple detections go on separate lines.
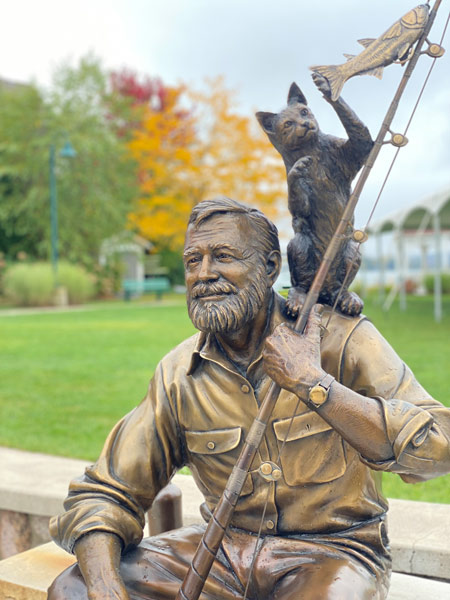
0, 56, 139, 268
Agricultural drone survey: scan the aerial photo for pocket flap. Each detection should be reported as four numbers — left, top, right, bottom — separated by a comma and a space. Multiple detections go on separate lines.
186, 427, 242, 454
273, 412, 332, 442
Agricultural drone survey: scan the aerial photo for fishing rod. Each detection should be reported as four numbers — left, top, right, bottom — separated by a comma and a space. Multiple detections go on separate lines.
176, 2, 445, 599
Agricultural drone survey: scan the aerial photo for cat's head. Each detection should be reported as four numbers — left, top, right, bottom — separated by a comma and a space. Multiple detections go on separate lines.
256, 83, 319, 154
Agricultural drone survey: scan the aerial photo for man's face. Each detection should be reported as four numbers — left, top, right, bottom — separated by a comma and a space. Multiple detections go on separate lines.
184, 213, 269, 334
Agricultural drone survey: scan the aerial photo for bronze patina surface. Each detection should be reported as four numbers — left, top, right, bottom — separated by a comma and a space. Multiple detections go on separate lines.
256, 76, 372, 318
48, 198, 450, 600
47, 3, 448, 598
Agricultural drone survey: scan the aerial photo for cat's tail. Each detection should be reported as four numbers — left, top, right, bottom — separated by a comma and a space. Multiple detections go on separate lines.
309, 64, 346, 101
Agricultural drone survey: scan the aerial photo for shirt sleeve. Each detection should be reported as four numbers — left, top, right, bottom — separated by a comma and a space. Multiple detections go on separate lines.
342, 318, 450, 483
49, 362, 184, 553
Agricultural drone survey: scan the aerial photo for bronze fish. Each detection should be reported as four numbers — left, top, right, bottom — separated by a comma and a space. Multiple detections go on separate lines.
310, 4, 429, 101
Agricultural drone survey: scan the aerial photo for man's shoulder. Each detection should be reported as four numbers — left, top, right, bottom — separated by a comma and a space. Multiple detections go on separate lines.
157, 331, 202, 374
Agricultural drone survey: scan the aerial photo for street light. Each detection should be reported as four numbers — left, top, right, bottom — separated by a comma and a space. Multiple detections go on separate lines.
49, 140, 77, 286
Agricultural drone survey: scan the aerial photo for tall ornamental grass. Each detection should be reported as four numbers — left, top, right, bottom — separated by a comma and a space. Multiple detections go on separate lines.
3, 262, 95, 306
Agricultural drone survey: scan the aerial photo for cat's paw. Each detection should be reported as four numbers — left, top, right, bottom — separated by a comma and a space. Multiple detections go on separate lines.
288, 156, 312, 181
337, 291, 364, 316
285, 287, 307, 318
312, 72, 332, 100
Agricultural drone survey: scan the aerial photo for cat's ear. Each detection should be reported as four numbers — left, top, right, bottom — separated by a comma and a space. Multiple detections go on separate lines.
288, 82, 308, 106
256, 111, 277, 134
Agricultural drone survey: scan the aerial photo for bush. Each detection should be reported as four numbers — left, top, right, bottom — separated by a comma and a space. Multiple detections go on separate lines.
424, 273, 450, 294
58, 262, 95, 304
3, 263, 54, 306
3, 261, 95, 306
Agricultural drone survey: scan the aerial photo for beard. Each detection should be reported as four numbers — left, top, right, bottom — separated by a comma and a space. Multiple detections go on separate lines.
187, 264, 268, 334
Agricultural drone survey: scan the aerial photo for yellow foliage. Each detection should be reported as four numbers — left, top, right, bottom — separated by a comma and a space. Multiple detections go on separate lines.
128, 79, 286, 250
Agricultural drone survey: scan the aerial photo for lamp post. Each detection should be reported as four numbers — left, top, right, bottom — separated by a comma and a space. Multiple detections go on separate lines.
49, 141, 77, 286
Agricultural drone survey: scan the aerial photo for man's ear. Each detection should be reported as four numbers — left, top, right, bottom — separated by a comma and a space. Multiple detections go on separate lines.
256, 111, 277, 135
265, 250, 282, 286
288, 82, 308, 106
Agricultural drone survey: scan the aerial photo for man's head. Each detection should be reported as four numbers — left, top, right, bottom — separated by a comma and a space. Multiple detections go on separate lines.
184, 197, 281, 334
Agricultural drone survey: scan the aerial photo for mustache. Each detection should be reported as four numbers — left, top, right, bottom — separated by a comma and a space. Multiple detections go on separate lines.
191, 281, 238, 299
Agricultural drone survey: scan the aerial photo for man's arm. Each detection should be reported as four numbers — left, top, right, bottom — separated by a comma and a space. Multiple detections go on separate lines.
74, 532, 129, 600
49, 362, 184, 595
263, 307, 450, 479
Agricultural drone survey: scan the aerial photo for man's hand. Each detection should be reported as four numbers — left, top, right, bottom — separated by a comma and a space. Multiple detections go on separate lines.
263, 305, 325, 398
75, 532, 130, 600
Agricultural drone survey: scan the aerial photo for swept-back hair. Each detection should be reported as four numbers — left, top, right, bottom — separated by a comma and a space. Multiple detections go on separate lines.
188, 197, 280, 257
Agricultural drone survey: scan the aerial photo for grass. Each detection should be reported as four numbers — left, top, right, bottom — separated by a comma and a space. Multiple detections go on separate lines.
0, 293, 449, 502
0, 298, 195, 460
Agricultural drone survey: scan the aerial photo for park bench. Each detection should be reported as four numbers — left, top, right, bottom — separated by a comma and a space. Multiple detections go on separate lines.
122, 276, 171, 300
1, 447, 449, 599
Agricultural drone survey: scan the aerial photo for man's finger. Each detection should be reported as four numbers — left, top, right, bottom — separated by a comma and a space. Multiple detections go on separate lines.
304, 305, 323, 342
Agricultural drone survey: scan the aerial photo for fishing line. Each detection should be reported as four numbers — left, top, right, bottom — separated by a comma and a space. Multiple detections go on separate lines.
242, 10, 449, 597
325, 9, 450, 329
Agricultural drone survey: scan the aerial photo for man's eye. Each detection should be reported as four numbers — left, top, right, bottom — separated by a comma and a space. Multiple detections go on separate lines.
216, 253, 233, 261
186, 256, 201, 266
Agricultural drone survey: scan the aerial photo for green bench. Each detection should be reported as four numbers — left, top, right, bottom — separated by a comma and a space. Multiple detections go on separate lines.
123, 277, 171, 301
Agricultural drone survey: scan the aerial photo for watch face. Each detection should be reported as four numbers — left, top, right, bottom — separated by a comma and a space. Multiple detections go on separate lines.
309, 385, 327, 406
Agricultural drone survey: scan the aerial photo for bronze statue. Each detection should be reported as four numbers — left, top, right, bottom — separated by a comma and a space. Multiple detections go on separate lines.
256, 75, 372, 318
310, 4, 430, 101
48, 3, 448, 598
48, 197, 450, 600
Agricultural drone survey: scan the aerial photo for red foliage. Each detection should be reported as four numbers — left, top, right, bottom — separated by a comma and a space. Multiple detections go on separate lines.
110, 68, 168, 110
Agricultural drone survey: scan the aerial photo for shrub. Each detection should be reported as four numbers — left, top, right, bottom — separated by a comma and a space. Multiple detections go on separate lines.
3, 263, 54, 306
58, 262, 95, 304
424, 273, 450, 294
3, 261, 95, 306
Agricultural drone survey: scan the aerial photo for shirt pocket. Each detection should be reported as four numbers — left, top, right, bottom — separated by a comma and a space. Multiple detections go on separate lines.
185, 427, 253, 498
273, 412, 347, 485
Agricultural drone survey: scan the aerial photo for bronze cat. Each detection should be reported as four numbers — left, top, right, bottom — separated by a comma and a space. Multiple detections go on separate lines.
256, 74, 373, 317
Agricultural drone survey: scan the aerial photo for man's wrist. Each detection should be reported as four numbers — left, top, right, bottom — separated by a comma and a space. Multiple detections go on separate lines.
294, 368, 327, 399
307, 372, 335, 409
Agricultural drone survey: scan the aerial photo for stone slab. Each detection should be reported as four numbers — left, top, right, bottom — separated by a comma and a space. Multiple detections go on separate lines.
387, 498, 450, 581
388, 572, 450, 600
0, 542, 449, 600
0, 447, 89, 516
0, 542, 75, 600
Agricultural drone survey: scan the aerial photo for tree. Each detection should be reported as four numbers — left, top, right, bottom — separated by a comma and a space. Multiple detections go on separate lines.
0, 56, 139, 268
127, 77, 286, 253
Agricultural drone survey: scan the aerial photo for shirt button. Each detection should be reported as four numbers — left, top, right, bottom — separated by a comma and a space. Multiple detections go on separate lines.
260, 462, 273, 476
241, 384, 250, 393
266, 520, 275, 530
206, 441, 215, 450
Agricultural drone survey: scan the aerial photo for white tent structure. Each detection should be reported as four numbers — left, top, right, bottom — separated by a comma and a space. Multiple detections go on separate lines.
367, 189, 450, 322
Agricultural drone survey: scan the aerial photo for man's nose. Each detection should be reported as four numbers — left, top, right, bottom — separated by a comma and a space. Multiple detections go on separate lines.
198, 255, 219, 281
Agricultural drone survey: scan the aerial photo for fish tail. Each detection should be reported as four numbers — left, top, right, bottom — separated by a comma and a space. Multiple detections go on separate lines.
310, 64, 346, 101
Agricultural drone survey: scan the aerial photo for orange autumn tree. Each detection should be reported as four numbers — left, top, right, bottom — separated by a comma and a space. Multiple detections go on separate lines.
128, 85, 202, 250
128, 78, 286, 252
189, 77, 285, 222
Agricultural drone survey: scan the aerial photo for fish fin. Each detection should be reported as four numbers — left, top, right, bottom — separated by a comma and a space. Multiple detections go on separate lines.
309, 64, 346, 101
357, 38, 376, 48
397, 43, 412, 62
343, 53, 355, 61
382, 21, 403, 41
366, 66, 384, 80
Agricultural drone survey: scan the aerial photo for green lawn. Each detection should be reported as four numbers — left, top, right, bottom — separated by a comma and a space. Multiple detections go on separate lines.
0, 294, 449, 502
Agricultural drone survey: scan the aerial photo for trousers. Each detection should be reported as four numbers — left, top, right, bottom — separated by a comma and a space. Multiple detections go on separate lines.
48, 523, 390, 599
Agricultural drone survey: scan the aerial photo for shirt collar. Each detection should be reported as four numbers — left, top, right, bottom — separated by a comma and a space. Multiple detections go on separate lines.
186, 291, 292, 376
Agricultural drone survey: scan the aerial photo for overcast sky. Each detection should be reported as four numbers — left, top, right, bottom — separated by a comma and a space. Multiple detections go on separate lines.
2, 0, 449, 229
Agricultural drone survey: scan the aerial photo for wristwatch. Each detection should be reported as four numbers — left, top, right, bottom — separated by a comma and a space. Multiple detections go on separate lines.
308, 373, 335, 409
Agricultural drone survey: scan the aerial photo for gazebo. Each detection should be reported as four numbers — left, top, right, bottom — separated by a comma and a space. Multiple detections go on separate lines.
367, 188, 450, 321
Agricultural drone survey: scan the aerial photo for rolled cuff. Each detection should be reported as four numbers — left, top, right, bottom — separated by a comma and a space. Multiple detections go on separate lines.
49, 499, 145, 554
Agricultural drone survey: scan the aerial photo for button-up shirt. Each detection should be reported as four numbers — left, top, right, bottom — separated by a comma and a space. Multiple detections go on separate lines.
50, 294, 450, 554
